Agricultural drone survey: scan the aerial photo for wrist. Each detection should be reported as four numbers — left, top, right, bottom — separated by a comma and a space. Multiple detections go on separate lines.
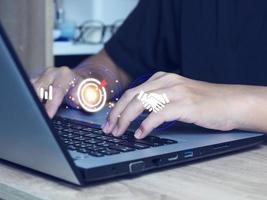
232, 95, 255, 130
232, 87, 267, 132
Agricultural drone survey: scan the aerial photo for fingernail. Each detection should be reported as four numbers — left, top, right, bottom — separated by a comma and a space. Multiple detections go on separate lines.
102, 121, 109, 133
134, 129, 143, 139
112, 126, 119, 136
106, 121, 114, 134
47, 110, 54, 119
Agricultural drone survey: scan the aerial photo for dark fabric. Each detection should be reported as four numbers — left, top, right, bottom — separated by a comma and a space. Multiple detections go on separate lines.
105, 0, 267, 85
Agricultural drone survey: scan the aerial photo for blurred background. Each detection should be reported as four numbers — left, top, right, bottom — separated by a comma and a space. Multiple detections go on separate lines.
0, 0, 139, 76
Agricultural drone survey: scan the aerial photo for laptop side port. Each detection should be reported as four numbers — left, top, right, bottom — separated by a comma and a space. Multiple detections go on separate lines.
183, 151, 194, 159
152, 153, 180, 166
167, 153, 179, 161
152, 158, 163, 166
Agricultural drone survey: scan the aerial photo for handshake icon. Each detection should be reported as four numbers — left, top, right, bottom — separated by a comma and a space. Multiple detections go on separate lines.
137, 91, 170, 113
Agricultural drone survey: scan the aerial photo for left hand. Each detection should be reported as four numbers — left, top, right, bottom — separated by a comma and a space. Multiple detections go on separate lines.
102, 71, 253, 139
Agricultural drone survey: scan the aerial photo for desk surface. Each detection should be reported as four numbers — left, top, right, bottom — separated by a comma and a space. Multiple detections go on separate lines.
0, 144, 266, 200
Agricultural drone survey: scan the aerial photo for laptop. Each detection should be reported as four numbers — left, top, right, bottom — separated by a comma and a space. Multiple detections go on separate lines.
0, 23, 265, 186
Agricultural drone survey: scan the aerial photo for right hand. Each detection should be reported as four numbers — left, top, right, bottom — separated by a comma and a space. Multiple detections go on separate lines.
32, 66, 83, 118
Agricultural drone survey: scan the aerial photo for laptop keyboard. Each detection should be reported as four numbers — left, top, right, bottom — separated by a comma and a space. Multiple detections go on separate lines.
53, 117, 177, 157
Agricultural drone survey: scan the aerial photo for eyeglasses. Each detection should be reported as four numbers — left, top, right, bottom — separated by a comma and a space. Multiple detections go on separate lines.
75, 20, 124, 44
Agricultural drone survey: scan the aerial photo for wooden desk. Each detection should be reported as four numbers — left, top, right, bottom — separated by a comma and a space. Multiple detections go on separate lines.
0, 144, 266, 200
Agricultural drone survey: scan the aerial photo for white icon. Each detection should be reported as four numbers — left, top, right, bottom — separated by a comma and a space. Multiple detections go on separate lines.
137, 90, 170, 113
77, 78, 107, 113
39, 85, 53, 101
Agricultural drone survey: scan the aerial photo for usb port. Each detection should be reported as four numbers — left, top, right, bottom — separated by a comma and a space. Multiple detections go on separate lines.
183, 151, 194, 159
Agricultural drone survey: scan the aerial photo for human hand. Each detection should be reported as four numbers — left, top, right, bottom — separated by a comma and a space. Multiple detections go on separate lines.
102, 71, 253, 139
32, 66, 83, 118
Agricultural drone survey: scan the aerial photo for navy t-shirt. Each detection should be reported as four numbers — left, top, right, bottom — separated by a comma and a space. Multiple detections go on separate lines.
105, 0, 267, 85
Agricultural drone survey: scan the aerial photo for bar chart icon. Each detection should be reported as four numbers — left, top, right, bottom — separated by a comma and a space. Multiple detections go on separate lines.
39, 85, 53, 101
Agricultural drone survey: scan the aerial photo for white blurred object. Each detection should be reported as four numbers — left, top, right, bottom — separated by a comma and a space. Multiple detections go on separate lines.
58, 20, 77, 40
53, 42, 102, 56
53, 29, 62, 40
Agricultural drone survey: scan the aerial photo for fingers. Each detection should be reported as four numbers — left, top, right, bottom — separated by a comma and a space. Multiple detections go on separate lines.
103, 71, 183, 134
134, 112, 165, 139
45, 87, 65, 118
45, 72, 81, 118
32, 66, 80, 118
134, 103, 179, 139
111, 95, 145, 136
103, 75, 172, 133
105, 88, 137, 132
105, 86, 175, 136
107, 89, 172, 137
109, 85, 185, 137
33, 68, 56, 96
103, 72, 199, 138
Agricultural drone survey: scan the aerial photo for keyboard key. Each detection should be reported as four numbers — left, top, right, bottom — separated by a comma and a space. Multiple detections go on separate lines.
161, 139, 178, 145
107, 138, 124, 143
120, 134, 135, 140
120, 141, 150, 150
62, 133, 76, 138
86, 145, 105, 151
141, 136, 165, 147
73, 136, 86, 141
72, 125, 83, 130
53, 125, 63, 130
109, 144, 135, 152
126, 138, 154, 146
82, 127, 94, 131
77, 148, 87, 154
95, 135, 112, 140
92, 129, 103, 134
74, 143, 82, 148
96, 141, 112, 147
87, 151, 104, 157
85, 138, 101, 144
63, 128, 74, 133
67, 145, 77, 150
63, 140, 72, 145
84, 133, 98, 138
73, 130, 84, 135
99, 148, 120, 155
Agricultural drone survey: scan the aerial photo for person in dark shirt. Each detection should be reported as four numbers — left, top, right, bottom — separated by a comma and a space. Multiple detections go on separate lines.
33, 0, 267, 139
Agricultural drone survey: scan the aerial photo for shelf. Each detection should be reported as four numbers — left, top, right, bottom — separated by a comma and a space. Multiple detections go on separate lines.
53, 41, 103, 56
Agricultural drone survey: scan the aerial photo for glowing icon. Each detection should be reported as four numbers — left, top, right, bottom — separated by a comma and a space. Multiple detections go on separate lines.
137, 91, 170, 113
77, 78, 107, 113
39, 85, 53, 101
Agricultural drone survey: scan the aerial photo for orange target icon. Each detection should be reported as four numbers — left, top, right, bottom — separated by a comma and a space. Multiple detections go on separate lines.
77, 78, 107, 112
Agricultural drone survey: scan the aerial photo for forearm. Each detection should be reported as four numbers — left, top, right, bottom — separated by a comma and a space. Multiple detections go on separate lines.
74, 49, 131, 91
233, 85, 267, 133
